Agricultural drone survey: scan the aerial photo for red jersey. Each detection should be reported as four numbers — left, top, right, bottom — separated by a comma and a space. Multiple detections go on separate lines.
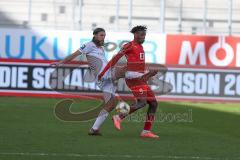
99, 40, 145, 79
124, 40, 145, 73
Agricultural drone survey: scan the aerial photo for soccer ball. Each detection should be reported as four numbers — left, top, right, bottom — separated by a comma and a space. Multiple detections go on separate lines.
116, 101, 130, 115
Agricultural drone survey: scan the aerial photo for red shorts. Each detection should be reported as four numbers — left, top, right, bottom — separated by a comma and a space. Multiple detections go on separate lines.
125, 78, 156, 101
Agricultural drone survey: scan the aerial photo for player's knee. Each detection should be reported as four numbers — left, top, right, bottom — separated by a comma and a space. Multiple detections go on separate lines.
104, 95, 116, 112
135, 99, 147, 109
139, 99, 147, 107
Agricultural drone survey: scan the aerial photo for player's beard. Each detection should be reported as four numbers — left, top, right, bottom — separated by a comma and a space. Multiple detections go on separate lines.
138, 39, 145, 44
93, 39, 104, 46
98, 40, 104, 46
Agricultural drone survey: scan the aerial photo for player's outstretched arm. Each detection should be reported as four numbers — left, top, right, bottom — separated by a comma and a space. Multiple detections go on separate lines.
98, 43, 132, 80
98, 52, 124, 80
50, 50, 82, 67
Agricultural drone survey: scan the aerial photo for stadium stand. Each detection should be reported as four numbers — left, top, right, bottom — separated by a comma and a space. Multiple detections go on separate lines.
0, 0, 240, 35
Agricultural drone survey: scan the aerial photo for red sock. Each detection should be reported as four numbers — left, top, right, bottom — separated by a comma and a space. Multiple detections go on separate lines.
143, 114, 155, 131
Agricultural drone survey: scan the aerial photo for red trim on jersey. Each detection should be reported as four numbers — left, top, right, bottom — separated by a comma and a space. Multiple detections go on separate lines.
100, 42, 134, 79
99, 52, 125, 80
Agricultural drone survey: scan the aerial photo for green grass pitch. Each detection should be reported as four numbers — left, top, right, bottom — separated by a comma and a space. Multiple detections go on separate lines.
0, 97, 240, 160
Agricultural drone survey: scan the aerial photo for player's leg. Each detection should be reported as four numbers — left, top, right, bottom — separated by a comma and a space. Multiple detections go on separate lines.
140, 88, 159, 138
112, 78, 148, 130
117, 97, 147, 120
121, 78, 148, 117
89, 80, 116, 135
111, 64, 127, 81
112, 97, 146, 130
89, 64, 126, 134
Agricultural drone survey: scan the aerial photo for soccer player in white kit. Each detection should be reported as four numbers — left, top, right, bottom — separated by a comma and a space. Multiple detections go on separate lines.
51, 28, 123, 135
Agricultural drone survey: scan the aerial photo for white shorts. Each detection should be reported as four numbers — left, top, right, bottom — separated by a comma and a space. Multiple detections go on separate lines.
125, 71, 145, 79
97, 79, 116, 103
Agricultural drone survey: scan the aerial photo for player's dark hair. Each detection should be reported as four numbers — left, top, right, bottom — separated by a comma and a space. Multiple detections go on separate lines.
92, 28, 105, 46
93, 28, 105, 35
130, 25, 147, 34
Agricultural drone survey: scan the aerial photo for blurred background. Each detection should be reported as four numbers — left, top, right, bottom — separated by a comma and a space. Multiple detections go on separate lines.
0, 0, 240, 35
0, 0, 240, 102
1, 1, 240, 160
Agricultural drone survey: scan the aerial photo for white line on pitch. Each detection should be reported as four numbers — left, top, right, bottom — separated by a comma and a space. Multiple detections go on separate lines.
0, 152, 239, 160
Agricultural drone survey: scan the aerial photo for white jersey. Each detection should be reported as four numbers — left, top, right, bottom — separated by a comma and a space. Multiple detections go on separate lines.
78, 41, 115, 102
78, 41, 110, 79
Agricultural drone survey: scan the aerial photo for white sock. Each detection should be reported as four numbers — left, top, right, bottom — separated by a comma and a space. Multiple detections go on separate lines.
92, 109, 109, 130
142, 130, 150, 133
115, 114, 121, 119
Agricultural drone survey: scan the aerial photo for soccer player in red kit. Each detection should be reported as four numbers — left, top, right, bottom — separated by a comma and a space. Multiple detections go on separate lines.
98, 26, 159, 138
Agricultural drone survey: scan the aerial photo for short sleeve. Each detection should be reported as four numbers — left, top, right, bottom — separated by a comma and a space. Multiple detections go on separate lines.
78, 43, 93, 54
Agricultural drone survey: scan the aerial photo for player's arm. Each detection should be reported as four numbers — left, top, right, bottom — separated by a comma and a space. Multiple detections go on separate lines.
98, 43, 132, 80
50, 50, 82, 67
98, 51, 124, 80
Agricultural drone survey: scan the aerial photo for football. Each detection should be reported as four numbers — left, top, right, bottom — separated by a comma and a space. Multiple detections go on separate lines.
115, 101, 130, 115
